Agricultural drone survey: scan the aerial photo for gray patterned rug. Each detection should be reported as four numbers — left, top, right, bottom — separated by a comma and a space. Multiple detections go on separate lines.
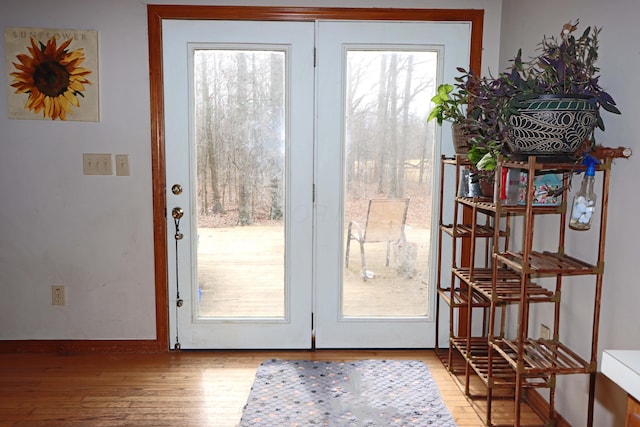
239, 359, 456, 426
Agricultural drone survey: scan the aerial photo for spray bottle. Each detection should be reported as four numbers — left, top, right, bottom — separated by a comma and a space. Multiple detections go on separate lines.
569, 154, 599, 231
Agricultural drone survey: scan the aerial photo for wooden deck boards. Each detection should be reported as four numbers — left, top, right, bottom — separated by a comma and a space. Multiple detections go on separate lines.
197, 225, 432, 318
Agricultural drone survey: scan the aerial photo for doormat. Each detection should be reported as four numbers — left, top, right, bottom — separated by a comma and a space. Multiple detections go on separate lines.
239, 359, 456, 426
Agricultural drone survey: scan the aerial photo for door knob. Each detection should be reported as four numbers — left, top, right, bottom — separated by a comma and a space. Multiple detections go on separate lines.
172, 207, 184, 219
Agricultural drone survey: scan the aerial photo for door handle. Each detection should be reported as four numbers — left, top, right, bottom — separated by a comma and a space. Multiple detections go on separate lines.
172, 207, 184, 219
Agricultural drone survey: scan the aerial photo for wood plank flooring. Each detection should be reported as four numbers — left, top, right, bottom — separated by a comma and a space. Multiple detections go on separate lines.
0, 350, 484, 427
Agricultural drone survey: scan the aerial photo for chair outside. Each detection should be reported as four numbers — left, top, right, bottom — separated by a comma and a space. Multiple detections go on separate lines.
345, 198, 410, 279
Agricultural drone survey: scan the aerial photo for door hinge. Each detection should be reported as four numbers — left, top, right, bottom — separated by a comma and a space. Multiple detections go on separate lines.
312, 184, 316, 203
313, 47, 316, 67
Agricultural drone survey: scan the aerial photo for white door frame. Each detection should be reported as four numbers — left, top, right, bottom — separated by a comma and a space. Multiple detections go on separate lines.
147, 6, 484, 350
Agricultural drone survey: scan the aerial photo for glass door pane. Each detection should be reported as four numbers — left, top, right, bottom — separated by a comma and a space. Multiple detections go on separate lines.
343, 49, 437, 318
193, 49, 286, 319
164, 19, 314, 349
314, 20, 470, 348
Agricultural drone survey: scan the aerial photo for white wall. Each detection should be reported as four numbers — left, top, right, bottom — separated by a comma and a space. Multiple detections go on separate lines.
500, 1, 640, 426
0, 1, 157, 339
0, 0, 502, 337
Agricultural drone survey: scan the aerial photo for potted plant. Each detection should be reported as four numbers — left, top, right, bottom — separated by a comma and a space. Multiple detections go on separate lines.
506, 20, 620, 157
426, 76, 501, 197
455, 68, 514, 171
459, 20, 621, 168
427, 83, 474, 154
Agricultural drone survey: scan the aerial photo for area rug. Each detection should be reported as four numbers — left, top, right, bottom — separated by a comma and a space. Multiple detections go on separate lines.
239, 359, 456, 426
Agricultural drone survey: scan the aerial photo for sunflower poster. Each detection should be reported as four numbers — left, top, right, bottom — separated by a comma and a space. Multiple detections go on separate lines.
5, 27, 99, 121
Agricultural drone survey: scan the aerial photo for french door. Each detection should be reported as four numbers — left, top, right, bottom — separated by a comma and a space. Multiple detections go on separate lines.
163, 19, 470, 349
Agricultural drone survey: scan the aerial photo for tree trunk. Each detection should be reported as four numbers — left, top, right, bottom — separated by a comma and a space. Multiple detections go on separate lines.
236, 53, 253, 226
387, 54, 399, 198
376, 55, 388, 194
268, 53, 284, 220
201, 54, 223, 215
398, 55, 414, 196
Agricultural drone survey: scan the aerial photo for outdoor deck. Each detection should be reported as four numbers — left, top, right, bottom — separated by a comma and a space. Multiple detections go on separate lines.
196, 224, 432, 318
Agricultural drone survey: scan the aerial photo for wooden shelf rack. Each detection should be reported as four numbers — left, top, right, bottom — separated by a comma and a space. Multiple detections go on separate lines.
435, 154, 614, 426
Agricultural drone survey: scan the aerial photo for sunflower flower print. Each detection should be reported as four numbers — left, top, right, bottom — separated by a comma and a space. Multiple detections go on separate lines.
10, 36, 92, 120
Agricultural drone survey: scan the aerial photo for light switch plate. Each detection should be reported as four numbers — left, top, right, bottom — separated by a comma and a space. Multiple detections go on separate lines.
83, 153, 112, 175
115, 154, 130, 176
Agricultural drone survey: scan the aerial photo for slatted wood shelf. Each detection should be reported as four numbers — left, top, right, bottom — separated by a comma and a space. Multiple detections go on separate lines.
491, 338, 593, 376
456, 196, 501, 213
438, 287, 491, 308
451, 338, 549, 390
455, 196, 565, 215
500, 158, 595, 172
441, 223, 498, 238
494, 250, 599, 276
435, 346, 468, 376
437, 345, 517, 400
442, 156, 472, 166
453, 267, 555, 303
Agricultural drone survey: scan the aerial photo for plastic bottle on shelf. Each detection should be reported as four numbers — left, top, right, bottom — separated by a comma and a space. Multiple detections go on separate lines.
569, 154, 599, 231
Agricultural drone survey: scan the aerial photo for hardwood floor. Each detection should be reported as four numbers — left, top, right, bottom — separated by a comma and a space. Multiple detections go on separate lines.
0, 350, 483, 427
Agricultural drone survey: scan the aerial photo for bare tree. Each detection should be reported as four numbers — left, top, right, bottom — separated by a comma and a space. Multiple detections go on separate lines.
194, 48, 435, 227
387, 53, 399, 198
375, 55, 389, 194
200, 53, 224, 215
234, 53, 253, 225
397, 55, 414, 196
266, 53, 284, 220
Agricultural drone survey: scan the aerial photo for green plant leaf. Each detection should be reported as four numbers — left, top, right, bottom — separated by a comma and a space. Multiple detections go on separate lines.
427, 108, 440, 122
476, 152, 497, 171
439, 83, 454, 95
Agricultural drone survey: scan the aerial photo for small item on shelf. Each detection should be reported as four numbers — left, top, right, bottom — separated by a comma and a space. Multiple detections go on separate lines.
499, 167, 520, 205
467, 172, 484, 197
458, 169, 493, 198
569, 154, 599, 231
457, 169, 470, 197
518, 171, 563, 206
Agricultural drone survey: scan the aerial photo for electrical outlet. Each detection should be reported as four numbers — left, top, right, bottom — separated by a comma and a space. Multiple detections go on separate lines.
52, 285, 65, 306
540, 324, 550, 340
